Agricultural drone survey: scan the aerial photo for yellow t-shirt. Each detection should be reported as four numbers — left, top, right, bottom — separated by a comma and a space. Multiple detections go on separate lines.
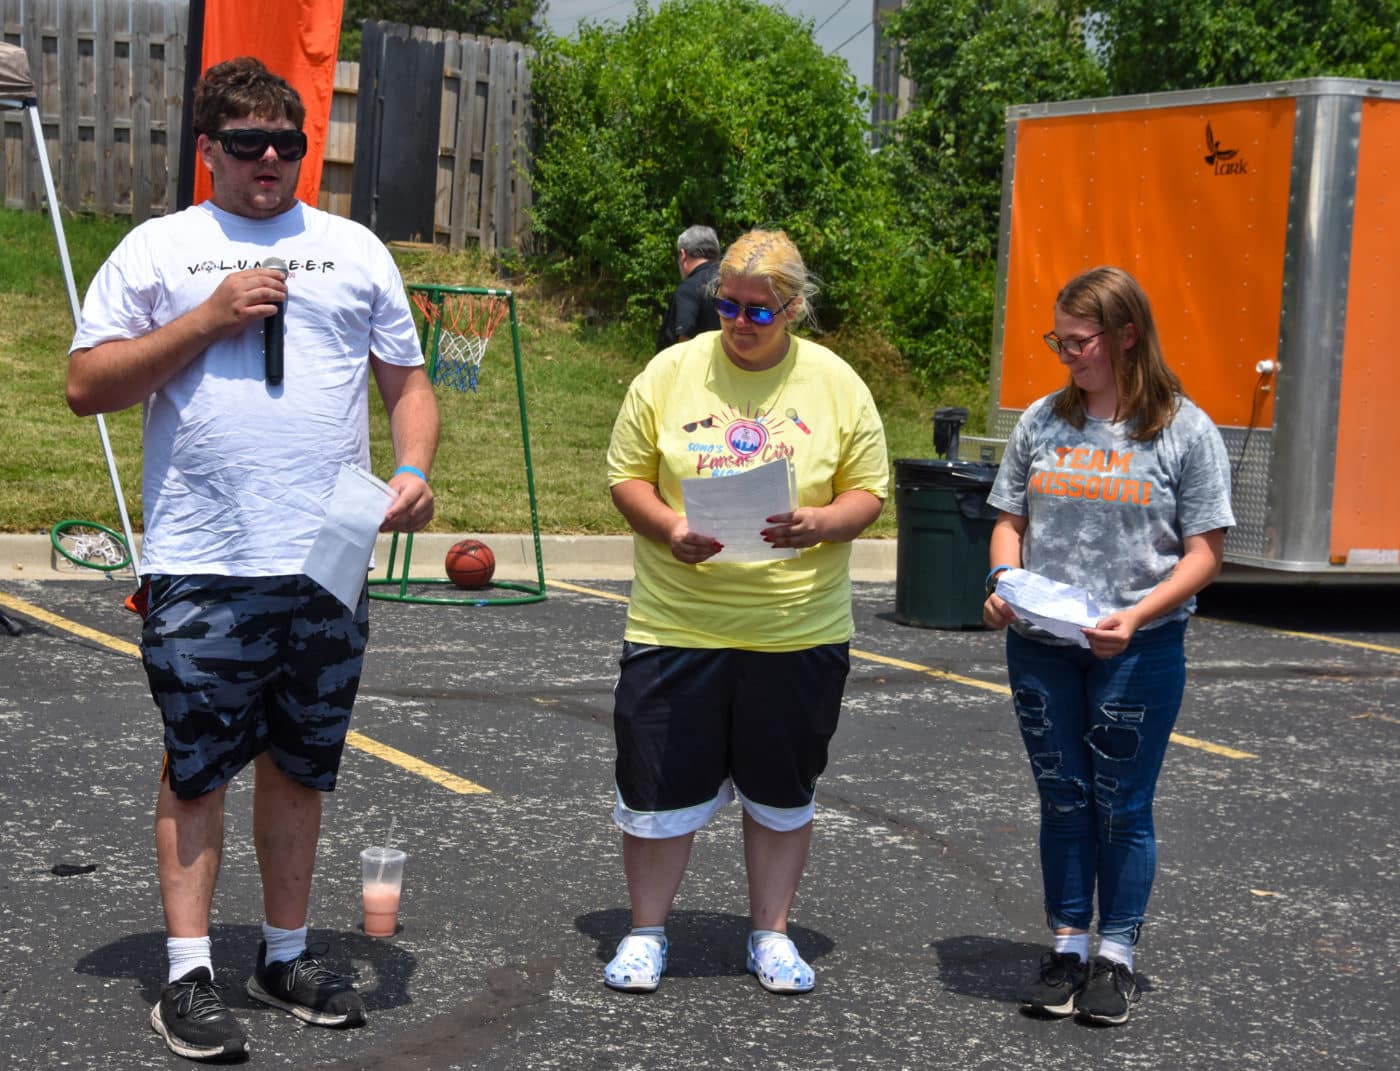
607, 332, 890, 651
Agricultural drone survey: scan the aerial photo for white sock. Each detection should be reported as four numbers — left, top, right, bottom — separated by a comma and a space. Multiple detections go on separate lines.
1053, 932, 1089, 963
750, 929, 788, 946
630, 925, 665, 941
167, 935, 212, 984
1098, 938, 1135, 971
262, 922, 308, 966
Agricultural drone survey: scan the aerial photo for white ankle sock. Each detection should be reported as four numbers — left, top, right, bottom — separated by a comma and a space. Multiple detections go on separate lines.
262, 922, 308, 966
1053, 932, 1089, 963
167, 935, 212, 984
750, 929, 788, 946
1098, 938, 1134, 971
630, 925, 665, 940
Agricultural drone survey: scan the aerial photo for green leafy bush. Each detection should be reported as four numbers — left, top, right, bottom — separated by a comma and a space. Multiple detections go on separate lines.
339, 1, 546, 59
1093, 0, 1400, 94
868, 0, 1108, 385
528, 0, 893, 328
878, 240, 995, 387
880, 0, 1107, 259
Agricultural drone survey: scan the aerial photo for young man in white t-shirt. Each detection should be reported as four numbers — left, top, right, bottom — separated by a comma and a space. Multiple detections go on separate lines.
67, 57, 439, 1062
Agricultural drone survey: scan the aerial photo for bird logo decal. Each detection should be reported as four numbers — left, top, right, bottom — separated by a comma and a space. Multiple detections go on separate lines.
1204, 122, 1238, 166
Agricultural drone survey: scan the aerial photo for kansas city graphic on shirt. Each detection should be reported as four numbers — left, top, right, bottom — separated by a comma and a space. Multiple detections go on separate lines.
683, 400, 814, 476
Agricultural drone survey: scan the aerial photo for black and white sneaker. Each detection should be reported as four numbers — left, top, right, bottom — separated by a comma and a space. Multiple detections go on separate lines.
1018, 951, 1089, 1017
1076, 955, 1141, 1025
150, 966, 249, 1062
245, 941, 366, 1027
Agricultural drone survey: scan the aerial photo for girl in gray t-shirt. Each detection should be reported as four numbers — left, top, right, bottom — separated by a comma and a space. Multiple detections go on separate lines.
982, 266, 1235, 1026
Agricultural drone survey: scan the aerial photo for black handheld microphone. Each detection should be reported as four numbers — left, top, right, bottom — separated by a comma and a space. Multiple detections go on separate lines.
263, 256, 288, 386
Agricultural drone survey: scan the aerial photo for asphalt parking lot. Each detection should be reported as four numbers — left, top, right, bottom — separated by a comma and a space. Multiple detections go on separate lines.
0, 571, 1396, 1070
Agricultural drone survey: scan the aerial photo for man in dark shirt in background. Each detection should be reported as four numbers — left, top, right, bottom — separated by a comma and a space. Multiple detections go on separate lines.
656, 225, 721, 351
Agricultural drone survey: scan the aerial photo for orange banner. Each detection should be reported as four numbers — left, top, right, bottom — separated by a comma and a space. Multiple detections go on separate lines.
193, 0, 344, 207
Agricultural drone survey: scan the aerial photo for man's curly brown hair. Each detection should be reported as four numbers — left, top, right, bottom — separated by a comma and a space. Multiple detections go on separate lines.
192, 56, 304, 136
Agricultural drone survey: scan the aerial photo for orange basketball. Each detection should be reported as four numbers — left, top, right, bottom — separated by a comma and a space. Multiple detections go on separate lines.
445, 538, 495, 589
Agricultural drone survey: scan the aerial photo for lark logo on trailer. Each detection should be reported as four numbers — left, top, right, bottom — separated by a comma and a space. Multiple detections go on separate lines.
1204, 123, 1248, 175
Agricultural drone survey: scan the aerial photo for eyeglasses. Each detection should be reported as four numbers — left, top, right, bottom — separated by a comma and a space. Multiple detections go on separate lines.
209, 128, 309, 162
1043, 329, 1105, 356
683, 417, 715, 433
713, 297, 793, 326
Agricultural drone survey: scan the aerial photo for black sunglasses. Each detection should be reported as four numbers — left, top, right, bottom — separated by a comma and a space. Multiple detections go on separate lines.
713, 297, 793, 326
210, 128, 309, 162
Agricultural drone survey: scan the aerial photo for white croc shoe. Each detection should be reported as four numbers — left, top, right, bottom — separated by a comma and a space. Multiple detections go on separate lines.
604, 933, 668, 993
746, 931, 815, 994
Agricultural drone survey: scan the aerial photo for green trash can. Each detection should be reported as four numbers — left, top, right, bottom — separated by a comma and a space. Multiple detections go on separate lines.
893, 458, 1000, 629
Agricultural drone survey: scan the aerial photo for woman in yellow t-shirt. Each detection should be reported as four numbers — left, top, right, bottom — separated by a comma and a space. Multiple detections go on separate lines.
603, 229, 889, 995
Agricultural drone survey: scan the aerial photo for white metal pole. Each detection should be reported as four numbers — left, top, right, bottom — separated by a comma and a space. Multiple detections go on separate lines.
26, 101, 140, 576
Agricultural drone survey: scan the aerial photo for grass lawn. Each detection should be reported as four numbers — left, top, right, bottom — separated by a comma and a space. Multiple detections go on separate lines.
0, 207, 987, 540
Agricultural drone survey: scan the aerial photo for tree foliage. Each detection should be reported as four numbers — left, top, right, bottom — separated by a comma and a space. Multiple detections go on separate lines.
1095, 0, 1400, 94
875, 0, 1105, 381
339, 0, 546, 59
527, 0, 892, 326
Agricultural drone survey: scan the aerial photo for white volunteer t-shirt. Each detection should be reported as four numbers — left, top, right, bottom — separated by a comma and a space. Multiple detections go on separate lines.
70, 201, 423, 577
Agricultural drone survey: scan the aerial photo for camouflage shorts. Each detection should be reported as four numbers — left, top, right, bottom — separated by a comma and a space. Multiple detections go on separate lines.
141, 574, 369, 800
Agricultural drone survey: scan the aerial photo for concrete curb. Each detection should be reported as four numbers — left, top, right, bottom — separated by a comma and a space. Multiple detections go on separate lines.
0, 532, 898, 583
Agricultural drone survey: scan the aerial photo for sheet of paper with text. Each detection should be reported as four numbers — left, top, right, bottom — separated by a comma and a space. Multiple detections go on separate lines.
681, 457, 798, 562
995, 568, 1102, 647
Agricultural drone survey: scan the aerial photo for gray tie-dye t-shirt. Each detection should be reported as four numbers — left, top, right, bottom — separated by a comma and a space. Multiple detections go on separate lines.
988, 394, 1235, 632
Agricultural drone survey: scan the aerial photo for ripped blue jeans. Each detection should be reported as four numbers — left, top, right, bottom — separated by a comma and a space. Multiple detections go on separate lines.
1006, 619, 1187, 945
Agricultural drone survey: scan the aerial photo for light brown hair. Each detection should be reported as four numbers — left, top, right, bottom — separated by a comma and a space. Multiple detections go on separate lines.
1051, 266, 1183, 441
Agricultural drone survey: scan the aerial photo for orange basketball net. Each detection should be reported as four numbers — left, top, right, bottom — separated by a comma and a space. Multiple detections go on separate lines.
411, 291, 511, 393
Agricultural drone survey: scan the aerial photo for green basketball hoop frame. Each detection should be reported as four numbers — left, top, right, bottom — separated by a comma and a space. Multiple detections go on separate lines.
369, 284, 546, 606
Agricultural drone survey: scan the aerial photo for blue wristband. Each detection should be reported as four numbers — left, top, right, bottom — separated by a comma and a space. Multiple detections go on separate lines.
393, 464, 428, 483
986, 565, 1013, 586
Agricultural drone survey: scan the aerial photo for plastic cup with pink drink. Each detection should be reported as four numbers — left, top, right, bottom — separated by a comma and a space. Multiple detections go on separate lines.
360, 846, 407, 937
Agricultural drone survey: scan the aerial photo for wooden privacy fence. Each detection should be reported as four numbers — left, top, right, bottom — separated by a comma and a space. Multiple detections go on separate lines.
349, 21, 533, 252
1, 0, 186, 221
0, 1, 533, 250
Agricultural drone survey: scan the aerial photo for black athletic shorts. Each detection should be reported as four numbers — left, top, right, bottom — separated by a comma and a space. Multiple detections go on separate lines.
612, 641, 849, 834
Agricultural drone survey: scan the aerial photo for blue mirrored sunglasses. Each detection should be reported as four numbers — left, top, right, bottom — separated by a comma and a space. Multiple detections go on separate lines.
713, 297, 792, 326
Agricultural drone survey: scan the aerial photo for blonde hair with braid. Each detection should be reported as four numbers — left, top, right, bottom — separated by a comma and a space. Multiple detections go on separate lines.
715, 229, 820, 330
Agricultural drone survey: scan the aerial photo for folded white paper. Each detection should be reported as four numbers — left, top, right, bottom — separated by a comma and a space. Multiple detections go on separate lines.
302, 463, 397, 608
680, 457, 798, 562
995, 568, 1102, 647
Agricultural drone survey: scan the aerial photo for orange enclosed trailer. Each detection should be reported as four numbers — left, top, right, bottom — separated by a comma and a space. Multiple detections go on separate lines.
983, 79, 1400, 576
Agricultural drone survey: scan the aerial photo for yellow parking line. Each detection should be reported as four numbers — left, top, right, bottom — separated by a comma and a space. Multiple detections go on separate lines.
0, 590, 490, 794
851, 646, 1256, 759
548, 579, 626, 601
544, 584, 1256, 760
1169, 735, 1257, 760
0, 590, 142, 657
344, 731, 488, 794
1261, 627, 1399, 657
850, 647, 1009, 695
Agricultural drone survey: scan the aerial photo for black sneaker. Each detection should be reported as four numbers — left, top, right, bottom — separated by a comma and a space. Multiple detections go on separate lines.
149, 966, 249, 1062
1017, 951, 1089, 1017
245, 941, 366, 1027
1076, 955, 1141, 1025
